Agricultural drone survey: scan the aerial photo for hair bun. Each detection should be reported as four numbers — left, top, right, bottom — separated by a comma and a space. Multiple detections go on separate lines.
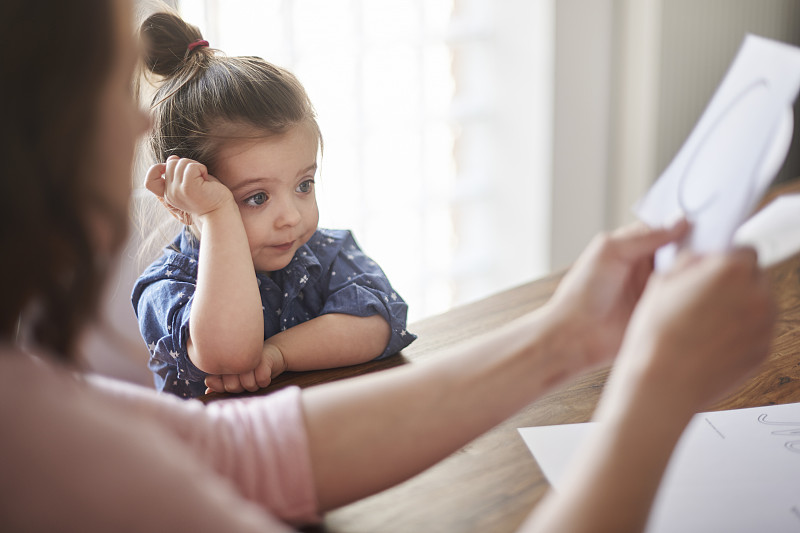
141, 12, 206, 77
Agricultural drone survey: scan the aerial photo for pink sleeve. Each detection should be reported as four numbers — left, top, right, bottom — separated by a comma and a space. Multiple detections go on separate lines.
86, 376, 321, 525
1, 353, 312, 532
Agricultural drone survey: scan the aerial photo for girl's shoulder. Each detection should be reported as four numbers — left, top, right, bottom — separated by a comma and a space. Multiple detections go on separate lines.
303, 228, 365, 265
307, 228, 360, 252
132, 230, 199, 294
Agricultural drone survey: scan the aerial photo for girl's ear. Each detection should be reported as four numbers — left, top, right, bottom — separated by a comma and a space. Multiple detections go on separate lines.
157, 197, 194, 226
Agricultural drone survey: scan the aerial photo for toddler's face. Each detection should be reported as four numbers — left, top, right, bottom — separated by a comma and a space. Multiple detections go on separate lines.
213, 123, 320, 272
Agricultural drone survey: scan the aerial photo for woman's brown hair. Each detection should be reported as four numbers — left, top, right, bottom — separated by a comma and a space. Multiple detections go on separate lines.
0, 0, 119, 359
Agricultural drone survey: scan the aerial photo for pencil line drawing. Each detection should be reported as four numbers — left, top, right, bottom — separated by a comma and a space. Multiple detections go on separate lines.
704, 417, 725, 439
757, 413, 800, 454
677, 77, 770, 218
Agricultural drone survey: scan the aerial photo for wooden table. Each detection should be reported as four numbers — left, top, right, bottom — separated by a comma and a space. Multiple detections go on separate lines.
202, 185, 800, 532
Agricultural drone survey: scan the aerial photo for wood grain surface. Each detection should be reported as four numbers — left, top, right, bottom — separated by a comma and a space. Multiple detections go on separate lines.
202, 183, 800, 532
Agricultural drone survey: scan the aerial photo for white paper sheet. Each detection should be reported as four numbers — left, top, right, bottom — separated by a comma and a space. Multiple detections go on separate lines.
734, 193, 800, 267
634, 35, 800, 270
519, 402, 800, 532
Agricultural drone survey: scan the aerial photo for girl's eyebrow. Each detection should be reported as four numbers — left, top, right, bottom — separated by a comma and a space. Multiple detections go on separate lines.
229, 177, 270, 194
298, 162, 317, 177
228, 162, 317, 194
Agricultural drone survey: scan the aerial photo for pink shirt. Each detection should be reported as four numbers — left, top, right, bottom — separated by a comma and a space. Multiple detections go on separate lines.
0, 345, 319, 531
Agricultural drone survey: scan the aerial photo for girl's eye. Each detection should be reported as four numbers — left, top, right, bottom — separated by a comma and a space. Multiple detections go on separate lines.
296, 180, 315, 194
244, 192, 268, 207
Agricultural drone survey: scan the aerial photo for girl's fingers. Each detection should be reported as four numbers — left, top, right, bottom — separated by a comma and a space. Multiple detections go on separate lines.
165, 156, 181, 186
238, 371, 259, 392
143, 163, 167, 197
173, 158, 208, 186
222, 374, 244, 394
150, 155, 216, 223
204, 375, 225, 393
172, 157, 190, 185
254, 363, 272, 389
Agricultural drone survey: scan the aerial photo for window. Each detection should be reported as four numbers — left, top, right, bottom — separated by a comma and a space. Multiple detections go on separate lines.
174, 0, 553, 321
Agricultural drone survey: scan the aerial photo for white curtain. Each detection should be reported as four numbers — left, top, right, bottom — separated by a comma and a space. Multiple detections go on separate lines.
176, 0, 554, 321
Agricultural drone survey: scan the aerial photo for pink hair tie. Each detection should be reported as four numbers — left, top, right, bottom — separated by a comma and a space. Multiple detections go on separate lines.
187, 39, 209, 53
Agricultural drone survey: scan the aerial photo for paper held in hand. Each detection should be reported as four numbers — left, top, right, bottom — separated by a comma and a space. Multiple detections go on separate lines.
634, 34, 800, 270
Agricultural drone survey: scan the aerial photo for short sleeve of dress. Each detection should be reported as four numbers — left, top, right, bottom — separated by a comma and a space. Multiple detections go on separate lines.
320, 231, 416, 358
131, 251, 207, 393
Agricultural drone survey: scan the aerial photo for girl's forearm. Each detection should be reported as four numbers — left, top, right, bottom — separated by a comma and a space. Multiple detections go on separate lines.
268, 313, 391, 371
301, 305, 585, 511
188, 200, 264, 374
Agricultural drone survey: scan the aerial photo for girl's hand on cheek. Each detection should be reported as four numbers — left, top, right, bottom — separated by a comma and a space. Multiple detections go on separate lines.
145, 155, 234, 223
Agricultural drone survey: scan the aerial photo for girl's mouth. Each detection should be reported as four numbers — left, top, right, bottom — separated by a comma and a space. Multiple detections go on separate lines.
271, 241, 294, 252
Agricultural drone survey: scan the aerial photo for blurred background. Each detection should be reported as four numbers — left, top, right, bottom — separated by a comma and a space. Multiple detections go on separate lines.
87, 0, 800, 382
167, 0, 800, 321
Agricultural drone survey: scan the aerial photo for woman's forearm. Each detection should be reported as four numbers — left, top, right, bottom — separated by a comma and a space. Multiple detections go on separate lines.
188, 200, 264, 374
521, 248, 775, 533
521, 385, 691, 533
268, 313, 390, 371
301, 305, 585, 511
299, 223, 695, 513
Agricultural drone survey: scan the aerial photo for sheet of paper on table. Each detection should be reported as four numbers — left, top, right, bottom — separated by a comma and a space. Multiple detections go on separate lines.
518, 402, 800, 533
634, 34, 800, 271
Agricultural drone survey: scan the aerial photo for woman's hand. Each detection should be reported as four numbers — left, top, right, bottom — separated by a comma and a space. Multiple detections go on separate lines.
544, 219, 689, 370
144, 155, 233, 225
523, 248, 775, 533
204, 343, 287, 394
608, 247, 775, 416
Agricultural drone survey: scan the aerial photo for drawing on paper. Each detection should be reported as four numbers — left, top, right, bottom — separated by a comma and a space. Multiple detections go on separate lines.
757, 413, 800, 453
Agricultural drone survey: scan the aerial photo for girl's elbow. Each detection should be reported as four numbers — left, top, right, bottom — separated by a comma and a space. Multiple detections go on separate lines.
188, 337, 262, 374
365, 315, 391, 356
374, 315, 391, 343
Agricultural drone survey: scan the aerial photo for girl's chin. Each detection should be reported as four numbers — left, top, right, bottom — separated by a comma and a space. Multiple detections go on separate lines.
253, 256, 293, 273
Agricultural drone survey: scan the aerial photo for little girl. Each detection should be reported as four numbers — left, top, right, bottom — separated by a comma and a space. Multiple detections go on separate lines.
132, 12, 415, 399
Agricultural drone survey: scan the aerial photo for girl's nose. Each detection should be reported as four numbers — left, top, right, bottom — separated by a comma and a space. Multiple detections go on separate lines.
274, 196, 302, 228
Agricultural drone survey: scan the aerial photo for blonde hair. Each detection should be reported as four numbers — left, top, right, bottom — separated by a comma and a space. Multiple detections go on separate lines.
135, 11, 322, 266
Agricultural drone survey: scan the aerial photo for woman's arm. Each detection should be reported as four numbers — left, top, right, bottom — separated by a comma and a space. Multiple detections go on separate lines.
301, 221, 693, 511
302, 306, 579, 510
521, 249, 775, 533
145, 157, 264, 374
